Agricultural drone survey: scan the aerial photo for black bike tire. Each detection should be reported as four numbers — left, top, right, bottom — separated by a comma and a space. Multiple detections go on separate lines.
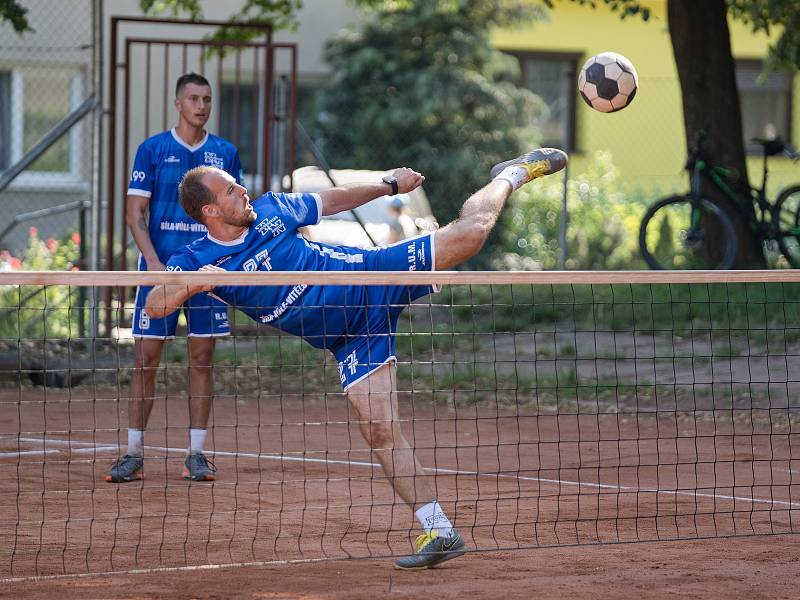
639, 194, 738, 270
773, 184, 800, 268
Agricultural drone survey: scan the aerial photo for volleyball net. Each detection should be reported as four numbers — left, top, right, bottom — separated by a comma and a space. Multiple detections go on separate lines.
1, 270, 799, 579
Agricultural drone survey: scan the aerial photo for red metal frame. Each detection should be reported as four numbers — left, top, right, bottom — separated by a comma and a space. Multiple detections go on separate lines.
105, 17, 297, 333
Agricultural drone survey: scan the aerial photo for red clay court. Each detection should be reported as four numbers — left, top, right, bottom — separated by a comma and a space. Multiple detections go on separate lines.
2, 387, 798, 598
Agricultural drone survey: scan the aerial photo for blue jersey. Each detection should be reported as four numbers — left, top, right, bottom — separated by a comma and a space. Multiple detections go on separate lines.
128, 128, 243, 261
165, 191, 435, 355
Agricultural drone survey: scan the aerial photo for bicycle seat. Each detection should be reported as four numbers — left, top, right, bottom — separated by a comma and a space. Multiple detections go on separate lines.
750, 137, 786, 156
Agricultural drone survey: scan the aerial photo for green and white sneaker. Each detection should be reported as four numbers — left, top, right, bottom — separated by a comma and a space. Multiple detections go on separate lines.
490, 147, 568, 181
394, 529, 466, 570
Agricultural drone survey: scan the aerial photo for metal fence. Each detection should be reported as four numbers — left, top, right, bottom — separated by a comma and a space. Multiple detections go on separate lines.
0, 0, 99, 269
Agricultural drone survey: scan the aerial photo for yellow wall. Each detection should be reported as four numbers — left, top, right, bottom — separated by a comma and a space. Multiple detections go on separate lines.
493, 0, 798, 197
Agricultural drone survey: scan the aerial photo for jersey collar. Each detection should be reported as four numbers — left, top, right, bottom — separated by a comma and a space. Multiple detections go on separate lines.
171, 127, 209, 152
207, 228, 249, 246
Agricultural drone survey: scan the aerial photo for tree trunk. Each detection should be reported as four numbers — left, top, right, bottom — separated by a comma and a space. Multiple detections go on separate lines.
667, 0, 764, 268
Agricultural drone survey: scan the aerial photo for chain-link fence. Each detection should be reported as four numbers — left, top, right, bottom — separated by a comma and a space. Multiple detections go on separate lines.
0, 0, 98, 270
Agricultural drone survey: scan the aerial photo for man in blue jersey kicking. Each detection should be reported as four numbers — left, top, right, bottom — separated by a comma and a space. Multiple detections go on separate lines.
144, 147, 567, 569
107, 73, 243, 484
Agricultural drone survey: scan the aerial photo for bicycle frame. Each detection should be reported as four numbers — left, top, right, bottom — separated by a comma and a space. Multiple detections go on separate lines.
640, 133, 800, 270
690, 157, 769, 238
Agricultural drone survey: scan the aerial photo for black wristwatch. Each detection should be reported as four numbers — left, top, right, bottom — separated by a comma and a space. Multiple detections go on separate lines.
382, 175, 399, 195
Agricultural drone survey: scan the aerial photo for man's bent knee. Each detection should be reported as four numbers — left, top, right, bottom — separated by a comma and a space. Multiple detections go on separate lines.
435, 218, 492, 269
133, 339, 164, 368
365, 421, 396, 451
188, 338, 216, 366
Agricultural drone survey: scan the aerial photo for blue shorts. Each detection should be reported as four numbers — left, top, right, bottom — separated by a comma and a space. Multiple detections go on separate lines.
132, 258, 230, 339
330, 233, 437, 391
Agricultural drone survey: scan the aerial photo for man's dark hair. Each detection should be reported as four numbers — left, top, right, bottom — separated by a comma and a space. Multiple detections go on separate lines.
175, 72, 211, 97
179, 166, 218, 223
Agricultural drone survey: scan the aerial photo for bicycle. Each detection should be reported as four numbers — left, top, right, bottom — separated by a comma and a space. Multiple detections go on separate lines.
639, 133, 800, 270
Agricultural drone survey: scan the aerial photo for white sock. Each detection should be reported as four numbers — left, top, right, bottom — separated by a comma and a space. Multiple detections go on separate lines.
494, 165, 531, 191
127, 429, 144, 457
415, 500, 453, 536
189, 428, 207, 455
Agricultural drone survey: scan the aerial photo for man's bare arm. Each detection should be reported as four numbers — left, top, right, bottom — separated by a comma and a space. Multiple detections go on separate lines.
320, 167, 424, 216
144, 266, 221, 318
126, 194, 164, 270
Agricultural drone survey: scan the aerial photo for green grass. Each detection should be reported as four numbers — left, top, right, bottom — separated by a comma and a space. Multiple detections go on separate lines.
432, 282, 800, 333
146, 281, 800, 410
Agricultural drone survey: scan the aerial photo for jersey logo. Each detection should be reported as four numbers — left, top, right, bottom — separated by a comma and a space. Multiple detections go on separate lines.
259, 284, 307, 324
243, 249, 272, 272
204, 151, 224, 168
255, 216, 286, 238
338, 351, 359, 383
164, 155, 180, 163
407, 241, 417, 271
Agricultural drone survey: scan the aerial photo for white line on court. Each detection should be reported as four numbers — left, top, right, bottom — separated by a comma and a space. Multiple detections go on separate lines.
0, 449, 59, 457
15, 436, 800, 509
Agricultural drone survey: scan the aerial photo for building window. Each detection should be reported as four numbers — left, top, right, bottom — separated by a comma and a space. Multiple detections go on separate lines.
0, 66, 85, 185
736, 60, 793, 153
508, 52, 579, 151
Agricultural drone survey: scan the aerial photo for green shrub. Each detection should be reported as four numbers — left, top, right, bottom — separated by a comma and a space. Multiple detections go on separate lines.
0, 228, 82, 340
495, 151, 649, 271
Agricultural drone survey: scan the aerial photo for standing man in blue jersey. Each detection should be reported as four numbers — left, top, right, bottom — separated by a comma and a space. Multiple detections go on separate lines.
106, 73, 243, 484
144, 147, 567, 568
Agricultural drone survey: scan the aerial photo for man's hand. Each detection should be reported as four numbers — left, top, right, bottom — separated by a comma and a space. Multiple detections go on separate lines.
146, 258, 166, 271
391, 167, 425, 194
144, 265, 220, 319
193, 265, 224, 294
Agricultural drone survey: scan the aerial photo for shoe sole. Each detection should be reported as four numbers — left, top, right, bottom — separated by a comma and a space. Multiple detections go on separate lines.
394, 545, 467, 571
105, 470, 143, 483
182, 467, 215, 481
490, 148, 568, 180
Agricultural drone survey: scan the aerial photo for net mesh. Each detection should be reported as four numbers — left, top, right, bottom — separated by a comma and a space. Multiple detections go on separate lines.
1, 270, 798, 578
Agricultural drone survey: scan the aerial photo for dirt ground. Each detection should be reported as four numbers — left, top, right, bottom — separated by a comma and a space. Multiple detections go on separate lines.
1, 382, 798, 598
3, 534, 799, 600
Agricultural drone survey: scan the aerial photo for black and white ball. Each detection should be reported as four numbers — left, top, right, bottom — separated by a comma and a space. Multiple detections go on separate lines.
578, 52, 638, 113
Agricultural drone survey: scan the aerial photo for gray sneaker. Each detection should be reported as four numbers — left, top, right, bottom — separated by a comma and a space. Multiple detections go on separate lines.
394, 529, 466, 570
490, 147, 568, 180
105, 454, 144, 483
182, 453, 216, 481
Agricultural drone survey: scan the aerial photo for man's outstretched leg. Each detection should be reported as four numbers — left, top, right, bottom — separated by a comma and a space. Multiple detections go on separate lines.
435, 148, 568, 269
347, 363, 466, 570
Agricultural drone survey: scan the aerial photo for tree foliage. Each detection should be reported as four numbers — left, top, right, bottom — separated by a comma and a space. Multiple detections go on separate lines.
140, 0, 304, 41
542, 0, 650, 20
728, 0, 800, 71
318, 0, 545, 224
0, 0, 31, 34
557, 0, 800, 71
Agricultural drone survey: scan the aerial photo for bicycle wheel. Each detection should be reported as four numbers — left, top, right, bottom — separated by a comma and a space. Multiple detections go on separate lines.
639, 194, 738, 270
773, 185, 800, 267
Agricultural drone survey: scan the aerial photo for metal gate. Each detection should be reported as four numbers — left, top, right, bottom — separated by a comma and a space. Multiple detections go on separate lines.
104, 16, 297, 331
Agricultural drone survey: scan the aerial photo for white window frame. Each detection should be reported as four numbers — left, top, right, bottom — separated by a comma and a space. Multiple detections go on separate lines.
507, 51, 579, 152
3, 66, 86, 190
736, 59, 793, 154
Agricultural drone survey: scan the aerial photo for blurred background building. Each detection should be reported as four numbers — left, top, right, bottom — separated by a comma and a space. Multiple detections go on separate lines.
0, 0, 796, 270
